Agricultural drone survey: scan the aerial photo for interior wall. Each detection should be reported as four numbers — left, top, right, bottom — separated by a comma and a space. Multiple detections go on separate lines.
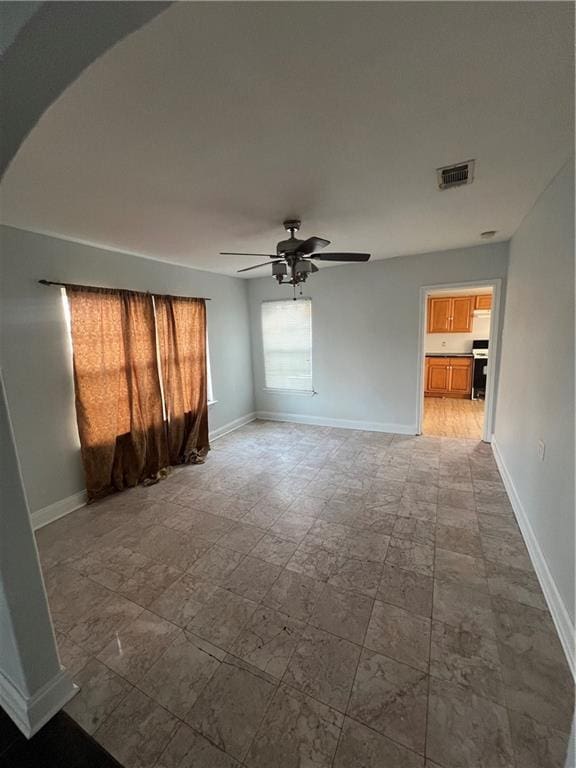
0, 225, 255, 513
494, 157, 575, 631
248, 242, 508, 430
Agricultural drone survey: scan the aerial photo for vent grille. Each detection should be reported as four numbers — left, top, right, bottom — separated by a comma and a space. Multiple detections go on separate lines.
437, 160, 475, 190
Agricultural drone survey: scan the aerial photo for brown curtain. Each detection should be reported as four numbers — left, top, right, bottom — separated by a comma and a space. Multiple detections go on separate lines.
66, 287, 169, 501
154, 296, 210, 464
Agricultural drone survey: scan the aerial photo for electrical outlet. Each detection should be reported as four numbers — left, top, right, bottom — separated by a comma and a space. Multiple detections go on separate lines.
537, 440, 546, 461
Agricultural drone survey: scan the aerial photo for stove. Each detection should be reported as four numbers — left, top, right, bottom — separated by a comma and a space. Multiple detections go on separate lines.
472, 340, 489, 400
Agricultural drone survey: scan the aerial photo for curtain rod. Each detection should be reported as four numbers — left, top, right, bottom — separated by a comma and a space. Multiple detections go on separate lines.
38, 280, 211, 301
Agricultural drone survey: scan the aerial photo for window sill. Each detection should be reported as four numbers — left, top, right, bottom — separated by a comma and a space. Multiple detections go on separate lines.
263, 388, 316, 397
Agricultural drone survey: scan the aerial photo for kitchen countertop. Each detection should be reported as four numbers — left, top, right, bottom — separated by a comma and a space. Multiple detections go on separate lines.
426, 352, 473, 357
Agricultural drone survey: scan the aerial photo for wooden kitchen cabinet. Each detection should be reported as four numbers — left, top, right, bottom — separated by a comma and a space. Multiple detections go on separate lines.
451, 296, 475, 332
425, 357, 451, 394
425, 356, 472, 397
448, 357, 473, 394
428, 297, 452, 333
475, 294, 492, 310
427, 295, 475, 333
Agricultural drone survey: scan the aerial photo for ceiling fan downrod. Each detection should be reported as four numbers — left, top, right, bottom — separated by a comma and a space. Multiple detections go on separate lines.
283, 219, 301, 238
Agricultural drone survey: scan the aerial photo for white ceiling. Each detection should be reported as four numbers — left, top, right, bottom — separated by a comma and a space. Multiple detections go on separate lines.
1, 2, 573, 277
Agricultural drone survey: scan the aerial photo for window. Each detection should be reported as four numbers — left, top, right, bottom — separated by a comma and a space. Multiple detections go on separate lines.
206, 337, 215, 404
261, 298, 312, 392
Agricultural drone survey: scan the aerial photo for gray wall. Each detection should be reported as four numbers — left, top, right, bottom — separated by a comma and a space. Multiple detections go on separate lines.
0, 225, 255, 513
248, 242, 509, 430
494, 157, 575, 628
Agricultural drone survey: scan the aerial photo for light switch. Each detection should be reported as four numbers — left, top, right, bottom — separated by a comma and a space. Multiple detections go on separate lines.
537, 440, 546, 461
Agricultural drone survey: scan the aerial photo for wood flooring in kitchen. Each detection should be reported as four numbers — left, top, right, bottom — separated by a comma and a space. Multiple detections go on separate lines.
423, 396, 485, 439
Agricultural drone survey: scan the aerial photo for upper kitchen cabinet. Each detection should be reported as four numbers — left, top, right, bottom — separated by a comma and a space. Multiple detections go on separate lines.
475, 294, 493, 310
427, 295, 475, 333
451, 296, 475, 332
428, 296, 452, 332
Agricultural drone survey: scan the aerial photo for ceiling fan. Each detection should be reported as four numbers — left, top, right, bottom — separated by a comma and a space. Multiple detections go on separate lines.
220, 219, 371, 297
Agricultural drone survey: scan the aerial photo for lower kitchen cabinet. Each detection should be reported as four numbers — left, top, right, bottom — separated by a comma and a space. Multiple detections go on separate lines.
425, 356, 472, 398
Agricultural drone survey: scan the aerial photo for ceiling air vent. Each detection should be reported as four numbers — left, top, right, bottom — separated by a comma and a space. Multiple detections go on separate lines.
436, 160, 475, 190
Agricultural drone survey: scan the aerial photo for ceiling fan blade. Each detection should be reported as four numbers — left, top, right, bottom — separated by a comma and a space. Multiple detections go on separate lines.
296, 236, 330, 255
310, 252, 371, 262
220, 252, 277, 257
309, 262, 319, 273
237, 260, 283, 273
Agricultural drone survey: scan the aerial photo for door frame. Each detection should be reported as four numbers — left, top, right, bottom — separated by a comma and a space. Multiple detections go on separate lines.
415, 278, 503, 442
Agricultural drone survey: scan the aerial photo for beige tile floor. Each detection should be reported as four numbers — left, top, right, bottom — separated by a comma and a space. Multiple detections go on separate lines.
423, 397, 485, 438
36, 420, 573, 768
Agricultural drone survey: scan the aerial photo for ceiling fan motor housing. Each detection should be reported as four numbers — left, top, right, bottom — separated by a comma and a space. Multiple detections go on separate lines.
276, 237, 304, 255
276, 219, 303, 255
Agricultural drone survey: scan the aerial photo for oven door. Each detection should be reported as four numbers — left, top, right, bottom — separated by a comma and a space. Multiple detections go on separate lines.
472, 357, 488, 400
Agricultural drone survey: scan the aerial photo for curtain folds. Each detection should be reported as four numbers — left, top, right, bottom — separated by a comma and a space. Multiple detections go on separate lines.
155, 296, 210, 465
66, 287, 210, 502
67, 287, 169, 501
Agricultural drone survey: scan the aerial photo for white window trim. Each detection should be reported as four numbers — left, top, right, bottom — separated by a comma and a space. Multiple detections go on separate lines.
262, 387, 316, 396
206, 334, 215, 404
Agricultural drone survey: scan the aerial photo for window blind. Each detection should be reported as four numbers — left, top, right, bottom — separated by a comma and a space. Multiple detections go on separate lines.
261, 299, 312, 392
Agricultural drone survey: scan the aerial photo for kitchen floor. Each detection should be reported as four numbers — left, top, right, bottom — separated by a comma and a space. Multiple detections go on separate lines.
36, 421, 572, 768
423, 396, 485, 439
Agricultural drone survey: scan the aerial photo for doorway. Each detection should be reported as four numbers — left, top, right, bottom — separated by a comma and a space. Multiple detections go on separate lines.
416, 280, 502, 441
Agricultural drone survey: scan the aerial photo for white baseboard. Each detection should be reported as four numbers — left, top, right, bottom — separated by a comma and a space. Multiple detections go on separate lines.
492, 437, 575, 679
256, 410, 416, 435
210, 411, 257, 441
28, 413, 257, 531
30, 410, 411, 532
31, 490, 87, 532
0, 667, 78, 738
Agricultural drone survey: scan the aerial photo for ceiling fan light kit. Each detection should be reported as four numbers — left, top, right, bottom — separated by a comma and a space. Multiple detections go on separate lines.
272, 261, 287, 277
220, 219, 371, 298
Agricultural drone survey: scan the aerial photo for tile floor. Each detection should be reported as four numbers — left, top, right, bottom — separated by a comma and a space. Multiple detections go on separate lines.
423, 397, 485, 438
36, 420, 573, 768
